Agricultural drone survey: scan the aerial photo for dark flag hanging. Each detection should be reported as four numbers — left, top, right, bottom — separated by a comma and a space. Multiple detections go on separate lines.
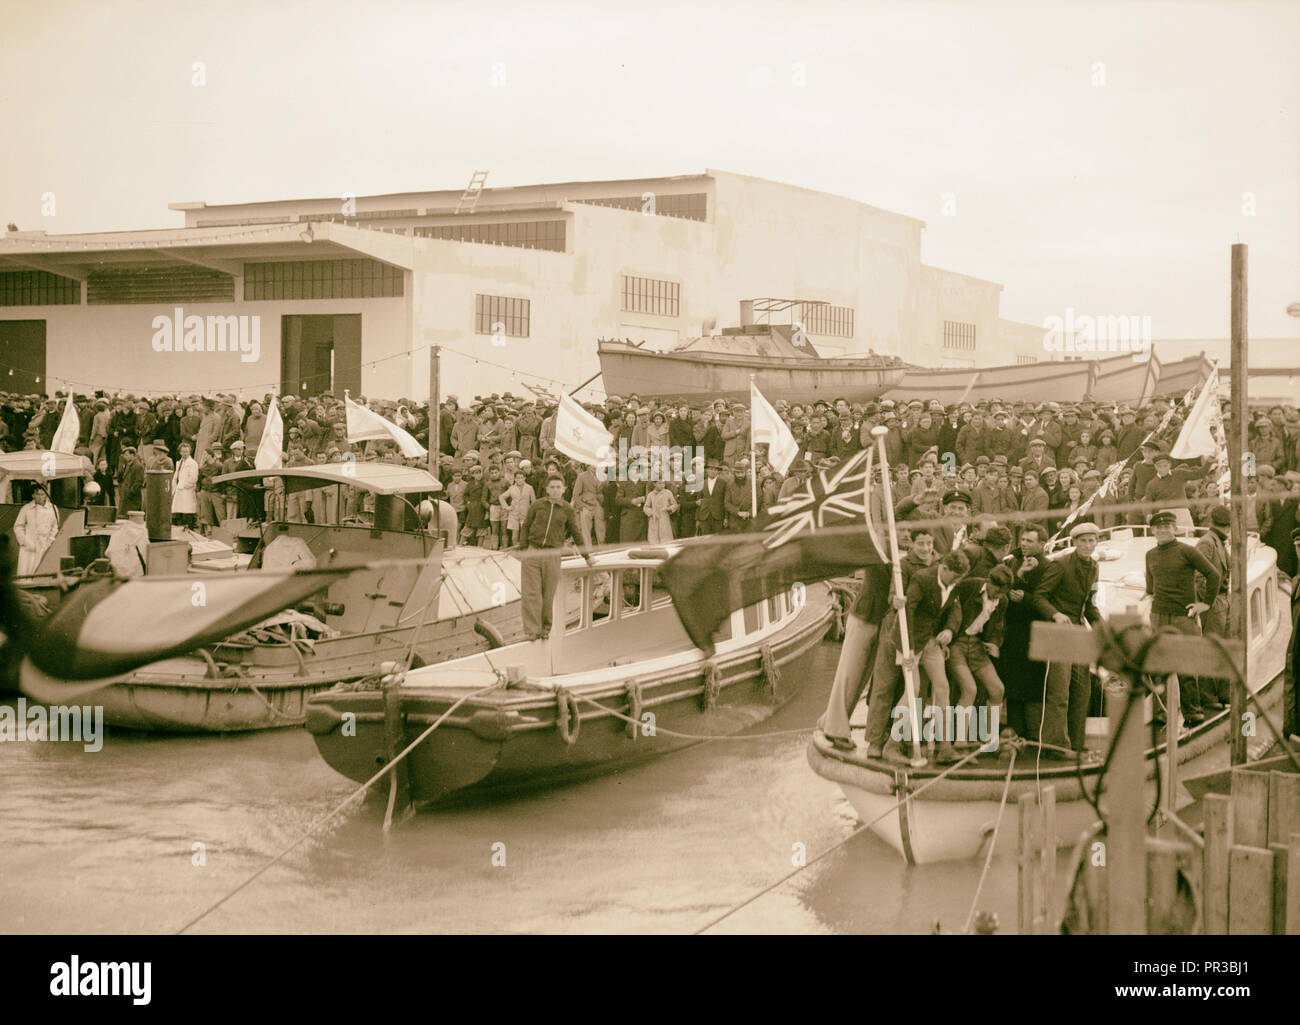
14, 566, 358, 685
659, 449, 890, 651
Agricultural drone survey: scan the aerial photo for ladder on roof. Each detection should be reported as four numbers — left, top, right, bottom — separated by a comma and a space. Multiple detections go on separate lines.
454, 170, 489, 214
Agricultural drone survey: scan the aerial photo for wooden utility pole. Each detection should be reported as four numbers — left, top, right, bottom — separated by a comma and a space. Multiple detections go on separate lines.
428, 345, 441, 479
1229, 244, 1248, 765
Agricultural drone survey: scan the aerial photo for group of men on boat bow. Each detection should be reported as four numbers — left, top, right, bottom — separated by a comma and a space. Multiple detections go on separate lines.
819, 486, 1239, 766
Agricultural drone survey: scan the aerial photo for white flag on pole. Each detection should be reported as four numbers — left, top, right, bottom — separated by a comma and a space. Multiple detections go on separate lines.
256, 395, 284, 470
555, 392, 615, 467
1169, 365, 1221, 460
750, 381, 798, 475
345, 395, 427, 458
50, 393, 80, 454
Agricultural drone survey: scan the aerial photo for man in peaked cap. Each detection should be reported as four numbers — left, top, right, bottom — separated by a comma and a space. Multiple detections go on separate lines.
1146, 508, 1221, 725
931, 488, 971, 555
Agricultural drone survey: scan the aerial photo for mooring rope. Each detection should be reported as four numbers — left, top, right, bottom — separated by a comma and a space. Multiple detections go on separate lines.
693, 746, 985, 934
173, 680, 503, 934
962, 746, 1019, 934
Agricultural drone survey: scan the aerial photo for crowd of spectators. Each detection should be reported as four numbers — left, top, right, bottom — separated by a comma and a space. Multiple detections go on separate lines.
4, 386, 1296, 560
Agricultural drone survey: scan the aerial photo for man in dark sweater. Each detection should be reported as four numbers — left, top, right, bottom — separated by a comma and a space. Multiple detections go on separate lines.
519, 475, 582, 640
1029, 520, 1103, 757
1143, 450, 1210, 513
1145, 508, 1221, 724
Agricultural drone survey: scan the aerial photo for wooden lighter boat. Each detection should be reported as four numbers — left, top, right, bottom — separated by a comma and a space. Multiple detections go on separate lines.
19, 462, 526, 731
807, 524, 1288, 864
304, 545, 835, 803
596, 337, 909, 404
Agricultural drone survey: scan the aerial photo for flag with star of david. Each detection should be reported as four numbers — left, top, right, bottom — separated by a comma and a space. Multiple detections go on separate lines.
659, 448, 890, 651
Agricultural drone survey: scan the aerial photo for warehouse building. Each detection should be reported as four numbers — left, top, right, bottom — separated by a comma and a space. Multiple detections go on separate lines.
0, 169, 1056, 401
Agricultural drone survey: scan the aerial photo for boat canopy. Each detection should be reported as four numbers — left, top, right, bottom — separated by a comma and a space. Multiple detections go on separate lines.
0, 450, 94, 481
213, 461, 442, 495
438, 551, 522, 617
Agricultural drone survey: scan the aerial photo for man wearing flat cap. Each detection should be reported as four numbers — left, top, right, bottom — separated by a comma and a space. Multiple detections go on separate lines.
1018, 436, 1056, 478
1146, 509, 1221, 725
1028, 521, 1104, 757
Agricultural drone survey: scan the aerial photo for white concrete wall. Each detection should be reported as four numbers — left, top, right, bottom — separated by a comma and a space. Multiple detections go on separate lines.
708, 170, 924, 357
916, 266, 1003, 368
1, 295, 407, 400
998, 319, 1057, 364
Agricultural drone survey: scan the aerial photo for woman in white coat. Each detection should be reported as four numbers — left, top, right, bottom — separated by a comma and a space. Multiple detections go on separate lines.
171, 441, 200, 529
14, 488, 60, 576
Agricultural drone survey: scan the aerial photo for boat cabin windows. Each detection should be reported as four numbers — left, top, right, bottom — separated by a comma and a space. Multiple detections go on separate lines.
569, 566, 658, 633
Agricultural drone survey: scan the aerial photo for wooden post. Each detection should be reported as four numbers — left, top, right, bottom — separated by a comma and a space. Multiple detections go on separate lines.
1288, 834, 1300, 934
1228, 845, 1273, 934
1231, 767, 1270, 848
1040, 785, 1057, 932
1270, 842, 1290, 934
1018, 791, 1040, 935
428, 345, 441, 479
1228, 243, 1248, 765
1203, 794, 1233, 934
381, 671, 412, 831
1146, 839, 1193, 933
1105, 687, 1148, 934
1269, 771, 1300, 845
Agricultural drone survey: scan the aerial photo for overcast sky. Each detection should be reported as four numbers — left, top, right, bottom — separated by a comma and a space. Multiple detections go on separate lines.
4, 0, 1297, 339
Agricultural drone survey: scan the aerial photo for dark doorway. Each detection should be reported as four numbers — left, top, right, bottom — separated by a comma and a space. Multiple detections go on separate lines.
281, 314, 361, 399
0, 320, 47, 395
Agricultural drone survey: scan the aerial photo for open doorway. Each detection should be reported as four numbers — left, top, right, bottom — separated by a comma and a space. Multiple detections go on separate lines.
281, 314, 360, 398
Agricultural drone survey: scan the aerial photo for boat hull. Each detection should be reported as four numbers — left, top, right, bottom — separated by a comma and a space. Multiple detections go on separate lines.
808, 673, 1284, 864
883, 361, 1097, 405
597, 341, 907, 403
19, 602, 525, 733
306, 597, 834, 802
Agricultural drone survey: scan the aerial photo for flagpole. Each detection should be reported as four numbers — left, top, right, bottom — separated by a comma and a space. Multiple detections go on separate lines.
749, 375, 758, 519
871, 425, 927, 767
428, 345, 440, 478
1228, 244, 1248, 765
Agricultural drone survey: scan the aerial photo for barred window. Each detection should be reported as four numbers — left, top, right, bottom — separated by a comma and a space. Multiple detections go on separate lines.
243, 260, 403, 300
0, 270, 80, 306
1016, 354, 1038, 365
943, 320, 976, 351
414, 220, 565, 252
801, 303, 854, 338
475, 294, 530, 337
621, 276, 680, 317
575, 193, 707, 221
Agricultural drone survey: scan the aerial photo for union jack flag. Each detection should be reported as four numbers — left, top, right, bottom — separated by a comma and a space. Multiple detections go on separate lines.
760, 449, 872, 549
660, 445, 889, 651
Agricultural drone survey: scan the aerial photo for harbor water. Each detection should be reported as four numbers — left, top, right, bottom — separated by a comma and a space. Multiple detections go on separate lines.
0, 642, 1020, 934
